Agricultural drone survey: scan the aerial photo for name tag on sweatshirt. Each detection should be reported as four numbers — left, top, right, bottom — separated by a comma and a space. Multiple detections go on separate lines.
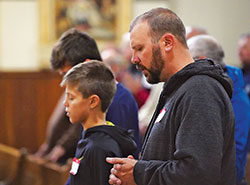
70, 157, 82, 175
155, 108, 166, 123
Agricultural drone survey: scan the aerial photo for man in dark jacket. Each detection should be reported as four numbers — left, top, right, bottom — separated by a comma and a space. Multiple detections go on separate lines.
106, 7, 236, 185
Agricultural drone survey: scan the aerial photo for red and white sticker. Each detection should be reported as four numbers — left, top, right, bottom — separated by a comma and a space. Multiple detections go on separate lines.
70, 157, 81, 175
155, 108, 166, 123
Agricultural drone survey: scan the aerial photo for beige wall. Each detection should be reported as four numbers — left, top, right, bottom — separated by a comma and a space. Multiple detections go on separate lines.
0, 0, 249, 70
132, 0, 170, 18
172, 0, 250, 66
0, 1, 39, 71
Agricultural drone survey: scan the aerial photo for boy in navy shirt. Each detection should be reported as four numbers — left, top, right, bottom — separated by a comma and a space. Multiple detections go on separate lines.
61, 61, 136, 185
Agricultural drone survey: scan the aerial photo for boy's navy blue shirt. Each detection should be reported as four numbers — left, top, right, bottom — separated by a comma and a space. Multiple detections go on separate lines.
70, 125, 136, 185
65, 83, 141, 185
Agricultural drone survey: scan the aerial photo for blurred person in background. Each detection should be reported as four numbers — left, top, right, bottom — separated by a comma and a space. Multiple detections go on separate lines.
34, 89, 81, 165
138, 82, 163, 137
238, 33, 250, 99
185, 25, 208, 40
188, 34, 250, 185
100, 46, 128, 82
101, 46, 142, 157
120, 32, 151, 108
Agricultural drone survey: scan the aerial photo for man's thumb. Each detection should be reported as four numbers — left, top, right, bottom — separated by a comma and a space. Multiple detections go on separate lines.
127, 155, 134, 159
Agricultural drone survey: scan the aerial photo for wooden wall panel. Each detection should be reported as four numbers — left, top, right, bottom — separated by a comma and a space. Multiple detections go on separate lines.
0, 71, 64, 153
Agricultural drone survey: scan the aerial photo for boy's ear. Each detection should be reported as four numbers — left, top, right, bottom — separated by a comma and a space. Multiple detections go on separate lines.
89, 95, 100, 109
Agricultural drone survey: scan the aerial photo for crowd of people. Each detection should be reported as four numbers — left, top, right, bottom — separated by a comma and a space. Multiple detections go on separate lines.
33, 7, 250, 185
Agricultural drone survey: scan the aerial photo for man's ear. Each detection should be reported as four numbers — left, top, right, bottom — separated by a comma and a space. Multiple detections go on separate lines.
161, 33, 174, 52
89, 95, 100, 109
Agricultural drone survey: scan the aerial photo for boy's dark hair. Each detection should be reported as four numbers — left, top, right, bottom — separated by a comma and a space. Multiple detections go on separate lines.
50, 28, 102, 70
129, 7, 188, 48
60, 60, 116, 112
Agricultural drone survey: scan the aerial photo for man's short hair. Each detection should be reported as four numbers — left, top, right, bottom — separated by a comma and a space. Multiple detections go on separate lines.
50, 28, 102, 70
60, 60, 116, 112
129, 7, 187, 48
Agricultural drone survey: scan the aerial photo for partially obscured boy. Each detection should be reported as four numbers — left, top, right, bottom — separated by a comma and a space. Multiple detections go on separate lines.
61, 60, 137, 185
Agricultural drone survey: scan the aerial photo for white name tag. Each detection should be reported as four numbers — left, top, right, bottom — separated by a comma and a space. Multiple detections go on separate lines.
70, 157, 80, 175
155, 108, 166, 123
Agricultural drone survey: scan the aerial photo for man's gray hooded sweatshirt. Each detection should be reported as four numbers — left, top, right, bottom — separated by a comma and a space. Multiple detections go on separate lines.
134, 59, 236, 185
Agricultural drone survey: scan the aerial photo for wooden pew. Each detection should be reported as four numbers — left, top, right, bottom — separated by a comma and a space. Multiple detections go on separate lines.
15, 154, 70, 185
0, 143, 23, 184
40, 159, 70, 185
16, 154, 44, 185
0, 143, 70, 185
0, 71, 63, 153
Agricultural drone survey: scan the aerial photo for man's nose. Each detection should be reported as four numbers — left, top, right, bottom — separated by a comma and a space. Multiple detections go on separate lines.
131, 53, 139, 64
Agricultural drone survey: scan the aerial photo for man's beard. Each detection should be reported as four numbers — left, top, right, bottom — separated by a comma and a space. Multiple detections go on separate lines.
136, 45, 164, 84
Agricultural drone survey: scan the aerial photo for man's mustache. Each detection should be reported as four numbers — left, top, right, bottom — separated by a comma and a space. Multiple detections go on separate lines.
136, 64, 147, 71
